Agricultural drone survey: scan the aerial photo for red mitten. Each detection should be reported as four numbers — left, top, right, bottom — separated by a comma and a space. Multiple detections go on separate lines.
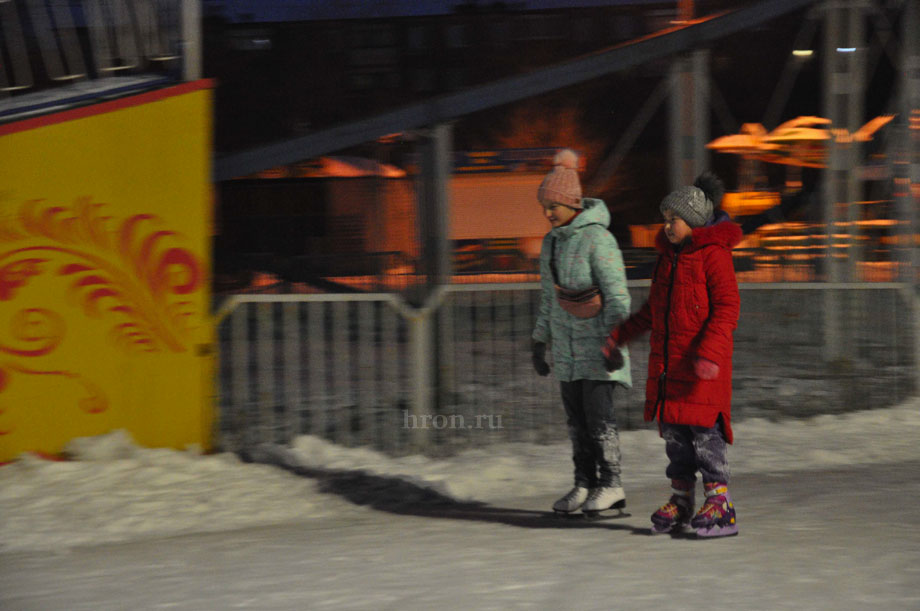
694, 357, 719, 380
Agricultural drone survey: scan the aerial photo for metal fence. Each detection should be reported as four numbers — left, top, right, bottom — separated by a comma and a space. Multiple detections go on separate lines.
215, 283, 918, 456
216, 293, 411, 454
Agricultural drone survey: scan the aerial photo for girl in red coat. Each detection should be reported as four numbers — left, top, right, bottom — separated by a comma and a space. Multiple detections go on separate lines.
603, 172, 742, 538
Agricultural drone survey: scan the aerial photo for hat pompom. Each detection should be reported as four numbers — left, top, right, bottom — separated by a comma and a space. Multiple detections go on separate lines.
553, 148, 578, 170
693, 171, 725, 209
538, 148, 583, 208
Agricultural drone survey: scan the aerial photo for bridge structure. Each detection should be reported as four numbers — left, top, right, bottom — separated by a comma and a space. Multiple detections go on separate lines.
4, 1, 914, 296
211, 0, 917, 365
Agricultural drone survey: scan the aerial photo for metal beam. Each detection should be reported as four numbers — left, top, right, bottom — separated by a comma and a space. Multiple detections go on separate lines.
214, 0, 819, 181
586, 76, 671, 193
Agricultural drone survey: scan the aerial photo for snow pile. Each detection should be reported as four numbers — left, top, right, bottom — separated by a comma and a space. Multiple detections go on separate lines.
0, 431, 349, 552
1, 398, 917, 553
278, 398, 920, 503
733, 401, 920, 473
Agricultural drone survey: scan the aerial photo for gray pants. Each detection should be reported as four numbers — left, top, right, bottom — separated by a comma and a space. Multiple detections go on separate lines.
661, 419, 731, 485
560, 380, 622, 489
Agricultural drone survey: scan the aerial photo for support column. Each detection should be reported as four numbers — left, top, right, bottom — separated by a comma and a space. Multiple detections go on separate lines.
897, 0, 919, 286
896, 0, 919, 392
181, 0, 201, 81
415, 123, 453, 294
844, 4, 865, 279
406, 123, 454, 451
669, 0, 707, 189
669, 49, 710, 190
821, 0, 865, 362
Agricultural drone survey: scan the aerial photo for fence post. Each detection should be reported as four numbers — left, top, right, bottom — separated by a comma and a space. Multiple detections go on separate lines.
398, 286, 450, 453
407, 309, 433, 451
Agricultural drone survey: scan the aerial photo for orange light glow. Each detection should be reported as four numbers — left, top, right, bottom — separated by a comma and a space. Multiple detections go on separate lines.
707, 115, 894, 168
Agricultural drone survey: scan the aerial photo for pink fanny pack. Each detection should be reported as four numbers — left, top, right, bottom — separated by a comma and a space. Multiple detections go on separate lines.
555, 284, 603, 318
550, 237, 603, 319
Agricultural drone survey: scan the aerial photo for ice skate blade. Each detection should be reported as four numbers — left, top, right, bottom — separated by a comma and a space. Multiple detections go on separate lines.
553, 508, 630, 520
693, 524, 739, 539
552, 509, 594, 520
649, 522, 688, 536
552, 509, 579, 516
582, 506, 629, 520
581, 498, 626, 517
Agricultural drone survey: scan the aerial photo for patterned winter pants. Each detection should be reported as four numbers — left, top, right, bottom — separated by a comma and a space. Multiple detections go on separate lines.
559, 380, 622, 489
660, 419, 731, 484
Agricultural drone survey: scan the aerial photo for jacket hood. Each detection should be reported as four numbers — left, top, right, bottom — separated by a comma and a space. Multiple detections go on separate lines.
655, 211, 742, 254
552, 198, 609, 237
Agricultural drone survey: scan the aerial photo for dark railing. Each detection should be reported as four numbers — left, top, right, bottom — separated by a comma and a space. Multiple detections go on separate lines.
0, 0, 183, 120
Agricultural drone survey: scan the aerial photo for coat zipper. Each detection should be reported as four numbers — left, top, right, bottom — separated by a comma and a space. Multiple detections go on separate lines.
656, 249, 678, 422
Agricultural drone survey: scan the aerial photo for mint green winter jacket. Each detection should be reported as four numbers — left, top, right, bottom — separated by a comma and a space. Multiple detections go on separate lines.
532, 198, 632, 385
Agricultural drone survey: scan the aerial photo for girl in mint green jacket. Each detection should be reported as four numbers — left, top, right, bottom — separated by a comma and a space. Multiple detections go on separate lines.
531, 149, 632, 516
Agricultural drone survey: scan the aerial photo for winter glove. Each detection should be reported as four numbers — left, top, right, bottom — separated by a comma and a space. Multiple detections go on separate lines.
602, 335, 624, 372
694, 357, 720, 380
531, 341, 550, 377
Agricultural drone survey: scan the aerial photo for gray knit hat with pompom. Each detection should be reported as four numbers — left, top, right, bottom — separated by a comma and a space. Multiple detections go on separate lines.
659, 172, 725, 228
660, 186, 712, 228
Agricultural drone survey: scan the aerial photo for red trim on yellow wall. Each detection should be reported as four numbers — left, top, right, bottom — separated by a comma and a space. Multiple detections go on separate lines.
0, 78, 215, 137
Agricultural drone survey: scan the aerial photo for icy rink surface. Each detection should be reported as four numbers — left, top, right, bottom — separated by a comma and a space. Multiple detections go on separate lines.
1, 398, 919, 610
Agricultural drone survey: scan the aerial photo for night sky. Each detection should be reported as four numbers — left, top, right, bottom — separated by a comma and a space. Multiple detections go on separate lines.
206, 0, 671, 22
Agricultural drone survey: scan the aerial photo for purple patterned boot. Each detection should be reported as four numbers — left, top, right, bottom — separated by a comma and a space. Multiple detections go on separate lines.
691, 482, 738, 538
650, 480, 694, 534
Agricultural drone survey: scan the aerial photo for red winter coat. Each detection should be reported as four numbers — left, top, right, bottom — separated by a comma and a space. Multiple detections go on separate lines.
611, 217, 742, 442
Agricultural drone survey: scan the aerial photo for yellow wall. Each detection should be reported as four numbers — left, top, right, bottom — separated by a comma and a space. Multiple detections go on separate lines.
0, 81, 214, 461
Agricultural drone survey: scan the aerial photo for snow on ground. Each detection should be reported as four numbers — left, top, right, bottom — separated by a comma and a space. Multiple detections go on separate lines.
1, 397, 918, 554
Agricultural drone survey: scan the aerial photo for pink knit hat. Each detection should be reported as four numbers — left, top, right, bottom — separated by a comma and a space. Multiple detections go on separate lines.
537, 149, 582, 209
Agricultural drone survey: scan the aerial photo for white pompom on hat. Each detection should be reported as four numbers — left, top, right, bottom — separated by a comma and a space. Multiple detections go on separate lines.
538, 148, 583, 209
